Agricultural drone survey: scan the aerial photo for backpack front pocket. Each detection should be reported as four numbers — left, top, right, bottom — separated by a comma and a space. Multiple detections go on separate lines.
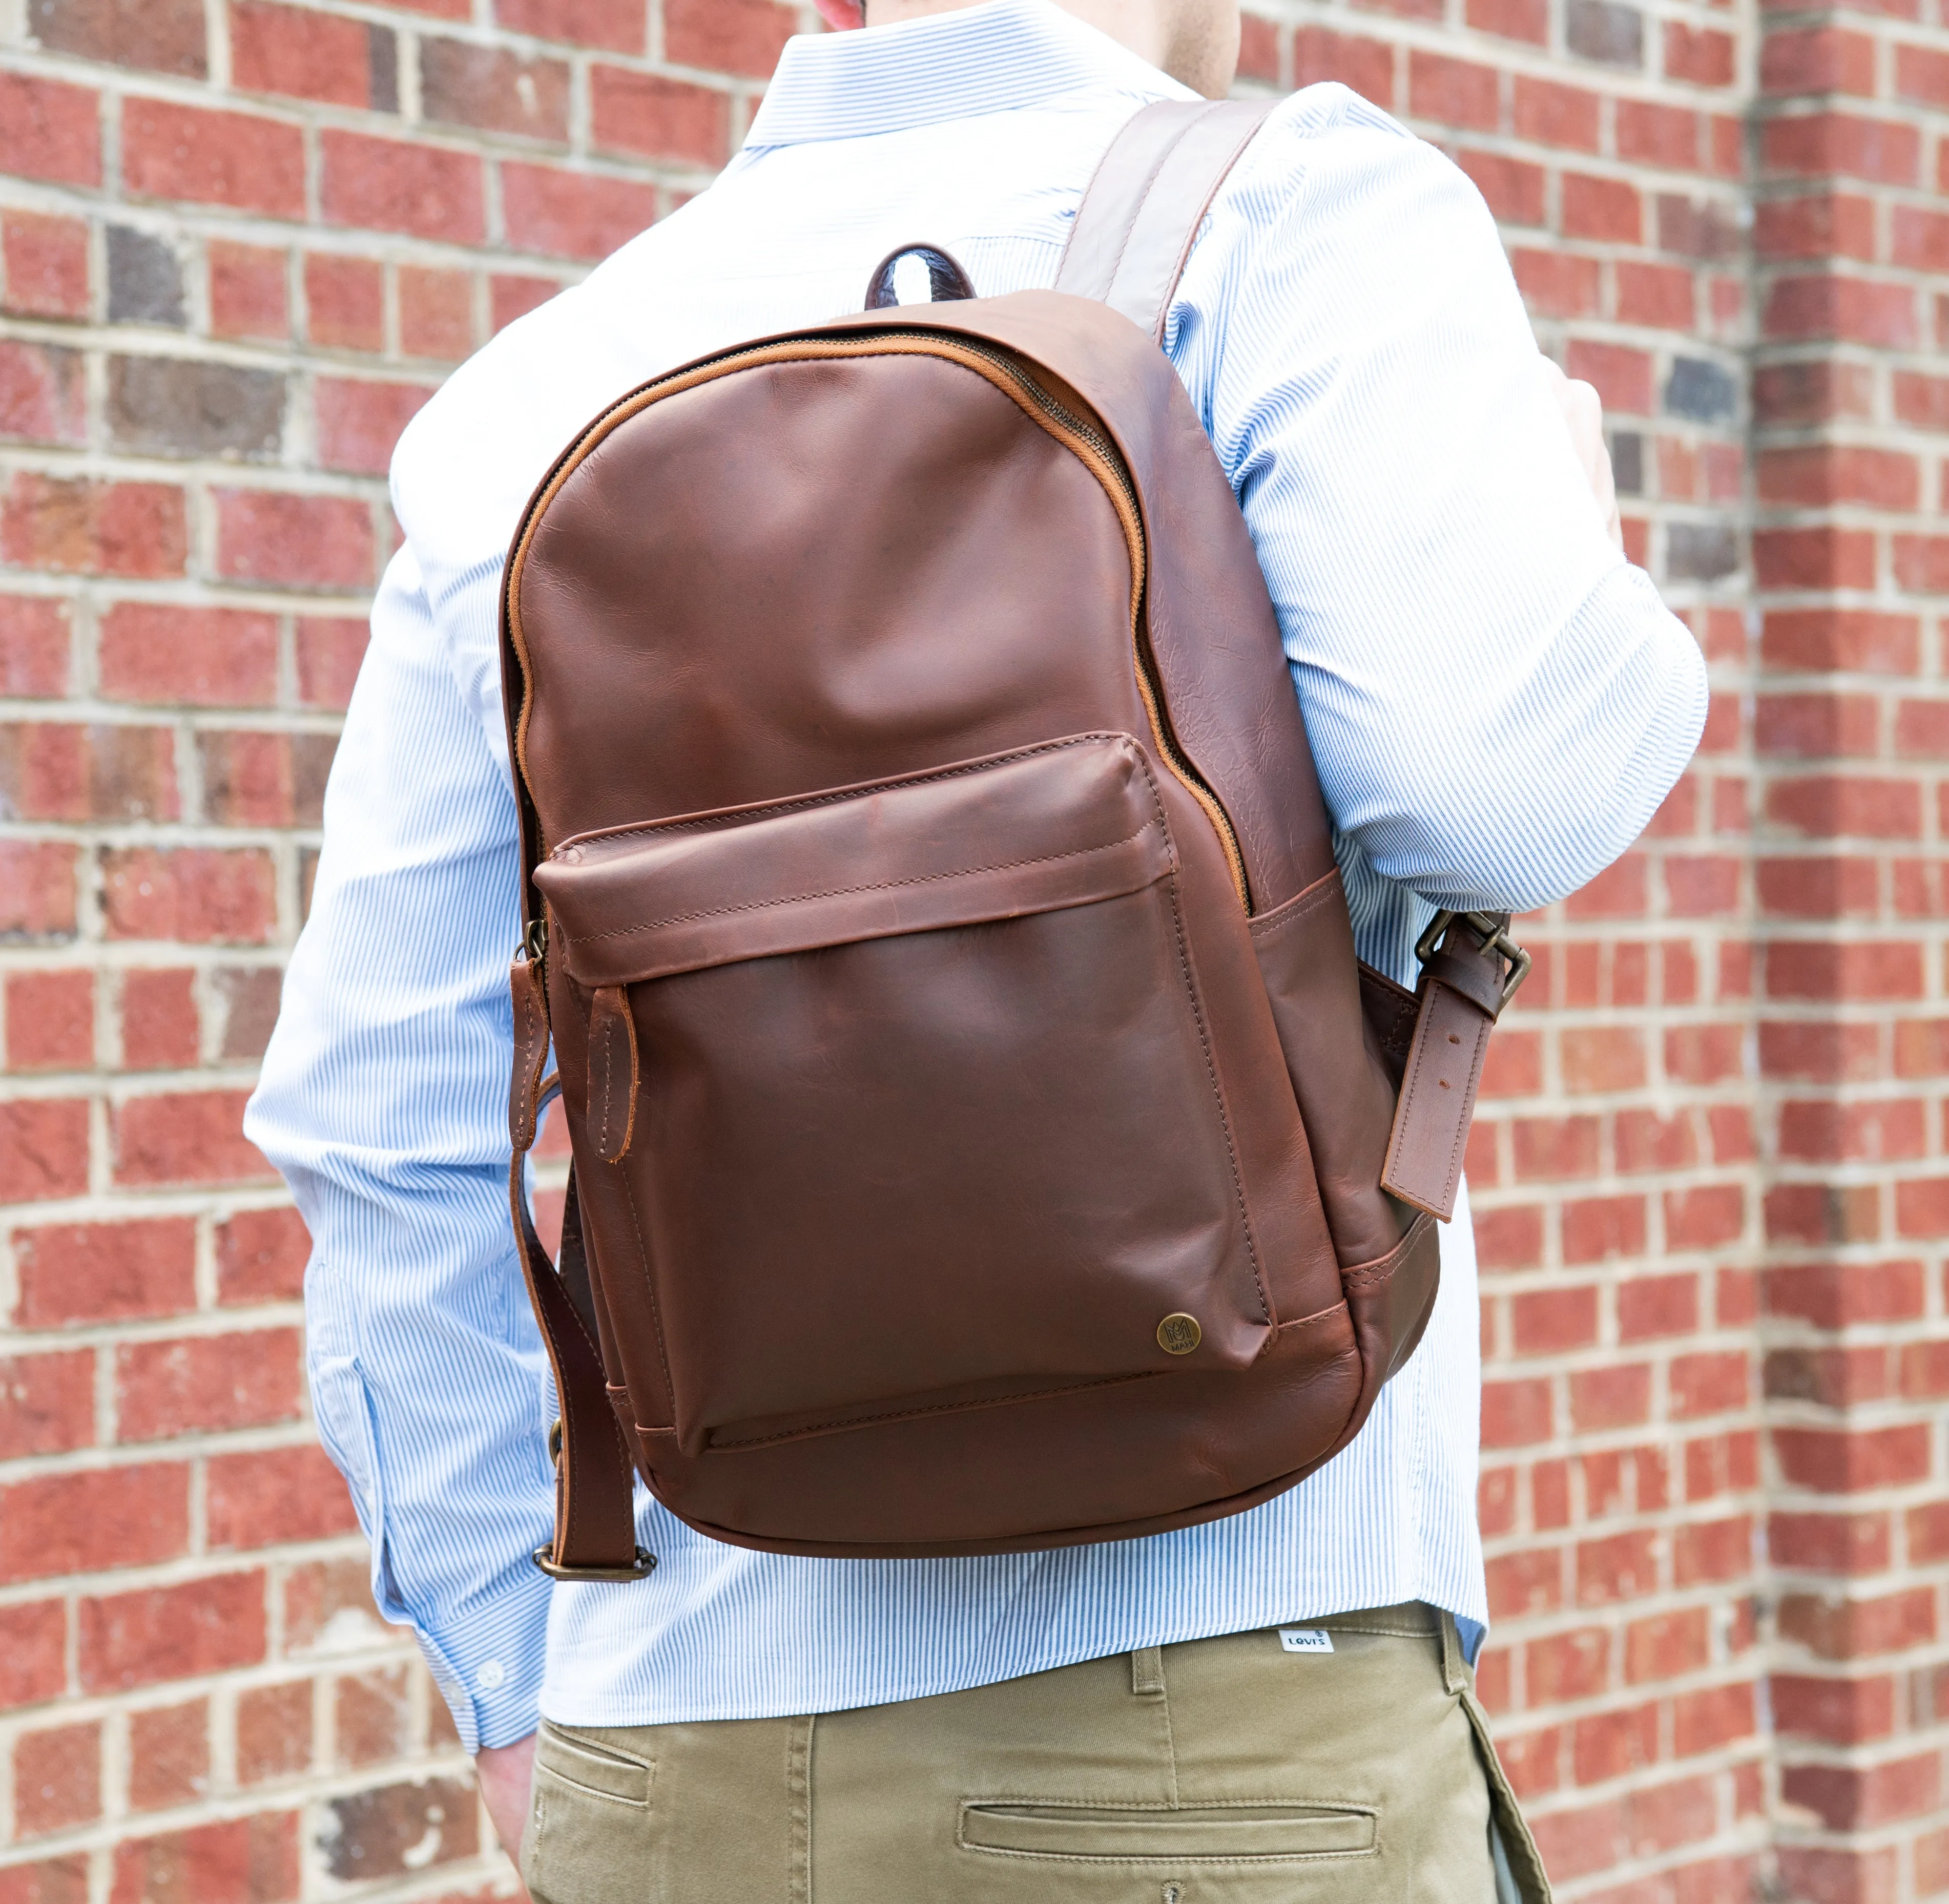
536, 734, 1271, 1454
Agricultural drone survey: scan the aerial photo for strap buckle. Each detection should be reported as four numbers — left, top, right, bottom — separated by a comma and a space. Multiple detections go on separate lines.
1415, 909, 1532, 1011
532, 1545, 658, 1582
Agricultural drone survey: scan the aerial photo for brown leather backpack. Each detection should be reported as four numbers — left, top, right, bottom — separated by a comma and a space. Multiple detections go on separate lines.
502, 100, 1528, 1578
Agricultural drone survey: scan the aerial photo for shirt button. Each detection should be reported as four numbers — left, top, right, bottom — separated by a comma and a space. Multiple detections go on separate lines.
476, 1659, 506, 1690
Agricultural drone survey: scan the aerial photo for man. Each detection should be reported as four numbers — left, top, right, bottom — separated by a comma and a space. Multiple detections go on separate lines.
246, 0, 1707, 1896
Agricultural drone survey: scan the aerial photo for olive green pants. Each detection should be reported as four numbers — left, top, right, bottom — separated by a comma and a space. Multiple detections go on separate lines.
522, 1603, 1551, 1903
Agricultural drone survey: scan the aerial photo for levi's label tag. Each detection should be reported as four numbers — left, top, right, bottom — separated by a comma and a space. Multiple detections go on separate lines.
1278, 1627, 1334, 1655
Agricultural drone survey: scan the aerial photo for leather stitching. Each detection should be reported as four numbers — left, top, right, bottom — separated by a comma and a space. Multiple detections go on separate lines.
555, 734, 1139, 852
560, 824, 1164, 945
704, 1369, 1160, 1451
1161, 872, 1270, 1325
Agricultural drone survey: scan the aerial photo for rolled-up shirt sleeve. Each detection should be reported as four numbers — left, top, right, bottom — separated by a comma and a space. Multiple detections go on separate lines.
1177, 87, 1708, 920
244, 546, 554, 1751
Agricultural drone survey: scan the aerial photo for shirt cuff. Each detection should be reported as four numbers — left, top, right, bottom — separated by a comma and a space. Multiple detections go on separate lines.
412, 1567, 553, 1752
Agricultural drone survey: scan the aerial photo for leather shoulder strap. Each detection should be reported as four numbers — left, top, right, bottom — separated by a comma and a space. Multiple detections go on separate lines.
1054, 97, 1275, 341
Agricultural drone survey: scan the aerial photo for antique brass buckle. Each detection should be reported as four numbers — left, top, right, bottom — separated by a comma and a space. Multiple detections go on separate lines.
533, 1418, 657, 1581
1415, 909, 1532, 1011
532, 1545, 658, 1582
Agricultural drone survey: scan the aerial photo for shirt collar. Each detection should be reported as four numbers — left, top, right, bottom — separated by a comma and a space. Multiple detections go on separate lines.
743, 0, 1192, 147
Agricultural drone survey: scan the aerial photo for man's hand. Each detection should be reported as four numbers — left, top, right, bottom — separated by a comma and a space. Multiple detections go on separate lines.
476, 1732, 538, 1877
1540, 356, 1624, 551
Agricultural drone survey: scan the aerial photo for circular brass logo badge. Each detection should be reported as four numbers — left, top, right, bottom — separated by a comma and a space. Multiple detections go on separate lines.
1156, 1312, 1201, 1356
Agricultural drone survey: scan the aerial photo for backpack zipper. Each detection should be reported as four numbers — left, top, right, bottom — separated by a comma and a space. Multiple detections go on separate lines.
503, 327, 1252, 912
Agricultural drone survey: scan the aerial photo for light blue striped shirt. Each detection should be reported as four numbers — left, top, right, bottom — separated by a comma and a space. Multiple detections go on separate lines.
245, 0, 1706, 1750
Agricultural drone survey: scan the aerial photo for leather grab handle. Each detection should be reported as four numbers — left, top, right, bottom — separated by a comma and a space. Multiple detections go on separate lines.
863, 243, 976, 311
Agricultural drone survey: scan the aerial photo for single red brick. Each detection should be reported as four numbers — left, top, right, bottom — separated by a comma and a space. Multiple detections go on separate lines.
99, 600, 279, 707
1407, 49, 1500, 129
116, 1328, 303, 1441
333, 1662, 413, 1766
1685, 1426, 1759, 1501
0, 1098, 90, 1204
206, 1445, 359, 1550
1572, 1702, 1658, 1786
490, 273, 561, 332
12, 1720, 100, 1837
1472, 1202, 1544, 1269
1576, 1529, 1660, 1604
1625, 1605, 1709, 1682
0, 339, 86, 447
321, 130, 485, 242
1512, 1115, 1601, 1180
0, 1349, 95, 1457
422, 38, 569, 141
230, 0, 371, 106
0, 1600, 68, 1710
315, 378, 437, 476
1670, 1350, 1750, 1418
1571, 1361, 1651, 1431
1513, 247, 1600, 318
2, 212, 90, 320
101, 847, 275, 944
208, 240, 287, 342
79, 1572, 266, 1692
2, 474, 186, 577
1292, 26, 1395, 103
236, 1681, 312, 1783
1512, 75, 1600, 149
1665, 20, 1734, 84
1768, 940, 1924, 1001
1892, 534, 1949, 593
1566, 339, 1653, 413
500, 161, 657, 260
1527, 1625, 1610, 1702
1464, 0, 1545, 41
1513, 1285, 1600, 1358
1762, 111, 1920, 186
119, 967, 199, 1072
121, 98, 305, 218
5, 969, 93, 1072
1560, 1026, 1647, 1094
663, 0, 794, 75
1485, 1543, 1562, 1617
113, 1089, 271, 1186
1779, 1095, 1925, 1163
1615, 260, 1695, 328
214, 489, 374, 589
1779, 1586, 1936, 1662
397, 265, 473, 361
0, 73, 103, 187
1760, 449, 1921, 514
109, 1813, 298, 1904
281, 1555, 382, 1654
1461, 152, 1546, 227
1561, 1194, 1647, 1263
1776, 1424, 1933, 1495
0, 1463, 190, 1584
1617, 1271, 1698, 1340
590, 66, 729, 165
1765, 274, 1919, 349
1765, 25, 1877, 94
0, 595, 72, 698
1772, 1510, 1890, 1575
1785, 1755, 1942, 1833
1481, 1376, 1553, 1447
12, 1216, 197, 1328
304, 253, 384, 352
128, 1699, 211, 1811
296, 617, 367, 710
497, 0, 638, 48
1665, 1183, 1745, 1249
1561, 172, 1641, 244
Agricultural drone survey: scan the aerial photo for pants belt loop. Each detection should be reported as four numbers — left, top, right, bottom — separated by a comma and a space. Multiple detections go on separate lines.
1438, 1608, 1468, 1696
1130, 1645, 1166, 1698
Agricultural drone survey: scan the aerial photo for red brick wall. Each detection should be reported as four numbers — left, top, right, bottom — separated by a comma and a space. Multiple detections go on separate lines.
0, 0, 1943, 1896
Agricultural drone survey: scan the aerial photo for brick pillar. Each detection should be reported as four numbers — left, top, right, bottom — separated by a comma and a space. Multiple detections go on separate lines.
1753, 4, 1949, 1898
